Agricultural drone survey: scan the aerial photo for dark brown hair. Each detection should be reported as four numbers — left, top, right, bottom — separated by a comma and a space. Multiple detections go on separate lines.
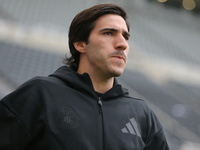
64, 3, 129, 71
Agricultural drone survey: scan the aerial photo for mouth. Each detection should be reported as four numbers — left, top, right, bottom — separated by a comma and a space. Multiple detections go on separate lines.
112, 55, 126, 62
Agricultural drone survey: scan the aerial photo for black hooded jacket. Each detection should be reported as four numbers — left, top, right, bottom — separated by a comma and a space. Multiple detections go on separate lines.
0, 66, 169, 150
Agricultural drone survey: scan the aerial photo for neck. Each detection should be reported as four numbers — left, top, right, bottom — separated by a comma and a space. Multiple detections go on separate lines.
91, 75, 114, 94
77, 55, 114, 93
77, 68, 114, 94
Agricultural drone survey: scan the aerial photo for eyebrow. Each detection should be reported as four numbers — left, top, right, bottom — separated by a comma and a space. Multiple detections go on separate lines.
100, 28, 130, 37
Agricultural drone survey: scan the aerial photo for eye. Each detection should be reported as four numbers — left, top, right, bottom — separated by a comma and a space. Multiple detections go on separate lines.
123, 35, 129, 41
104, 32, 113, 36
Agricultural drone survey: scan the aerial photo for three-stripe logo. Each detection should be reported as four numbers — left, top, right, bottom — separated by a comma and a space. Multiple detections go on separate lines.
121, 117, 141, 137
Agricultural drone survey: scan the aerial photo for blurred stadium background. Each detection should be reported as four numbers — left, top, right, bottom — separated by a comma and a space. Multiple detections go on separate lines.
0, 0, 200, 149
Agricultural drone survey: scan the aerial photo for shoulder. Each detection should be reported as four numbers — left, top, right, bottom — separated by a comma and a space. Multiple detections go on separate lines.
123, 94, 151, 111
13, 76, 64, 93
0, 76, 61, 117
122, 94, 162, 127
122, 95, 165, 142
1, 76, 58, 106
18, 76, 57, 88
0, 77, 56, 138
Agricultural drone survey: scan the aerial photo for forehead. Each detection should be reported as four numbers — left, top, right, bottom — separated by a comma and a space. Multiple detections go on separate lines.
93, 14, 128, 32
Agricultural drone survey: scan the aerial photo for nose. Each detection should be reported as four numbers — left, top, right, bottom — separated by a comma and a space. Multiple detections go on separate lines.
114, 34, 129, 51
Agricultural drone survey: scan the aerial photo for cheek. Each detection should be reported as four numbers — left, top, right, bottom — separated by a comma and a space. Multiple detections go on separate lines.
88, 41, 108, 57
87, 36, 113, 61
86, 44, 104, 64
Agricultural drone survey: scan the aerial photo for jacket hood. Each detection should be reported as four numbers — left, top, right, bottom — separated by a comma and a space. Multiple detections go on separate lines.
49, 66, 129, 99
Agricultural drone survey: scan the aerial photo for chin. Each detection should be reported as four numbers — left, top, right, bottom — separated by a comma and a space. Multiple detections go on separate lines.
111, 70, 124, 77
108, 65, 125, 77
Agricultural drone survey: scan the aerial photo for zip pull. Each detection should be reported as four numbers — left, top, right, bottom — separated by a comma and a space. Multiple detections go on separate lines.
98, 97, 103, 113
98, 97, 102, 107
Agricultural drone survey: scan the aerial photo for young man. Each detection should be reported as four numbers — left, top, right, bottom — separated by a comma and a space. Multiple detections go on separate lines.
0, 3, 170, 150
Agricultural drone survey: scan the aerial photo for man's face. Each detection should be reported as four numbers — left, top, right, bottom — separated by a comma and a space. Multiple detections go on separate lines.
84, 14, 130, 78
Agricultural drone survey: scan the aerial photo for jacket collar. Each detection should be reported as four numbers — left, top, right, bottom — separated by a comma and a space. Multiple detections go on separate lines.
50, 66, 128, 99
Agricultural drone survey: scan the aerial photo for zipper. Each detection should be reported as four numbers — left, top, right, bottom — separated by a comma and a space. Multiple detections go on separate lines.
98, 97, 104, 150
98, 97, 103, 113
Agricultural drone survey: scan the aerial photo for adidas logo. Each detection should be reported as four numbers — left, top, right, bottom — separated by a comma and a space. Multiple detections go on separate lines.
121, 118, 141, 137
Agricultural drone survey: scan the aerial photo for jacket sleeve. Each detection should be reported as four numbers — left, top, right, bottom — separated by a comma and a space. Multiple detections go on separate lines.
143, 106, 170, 150
144, 128, 170, 150
0, 78, 45, 150
0, 100, 32, 150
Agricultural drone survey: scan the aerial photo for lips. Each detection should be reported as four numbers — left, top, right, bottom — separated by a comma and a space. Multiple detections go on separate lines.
112, 55, 125, 61
109, 51, 127, 62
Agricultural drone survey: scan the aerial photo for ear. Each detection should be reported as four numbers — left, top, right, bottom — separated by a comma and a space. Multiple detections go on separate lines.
73, 41, 86, 53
